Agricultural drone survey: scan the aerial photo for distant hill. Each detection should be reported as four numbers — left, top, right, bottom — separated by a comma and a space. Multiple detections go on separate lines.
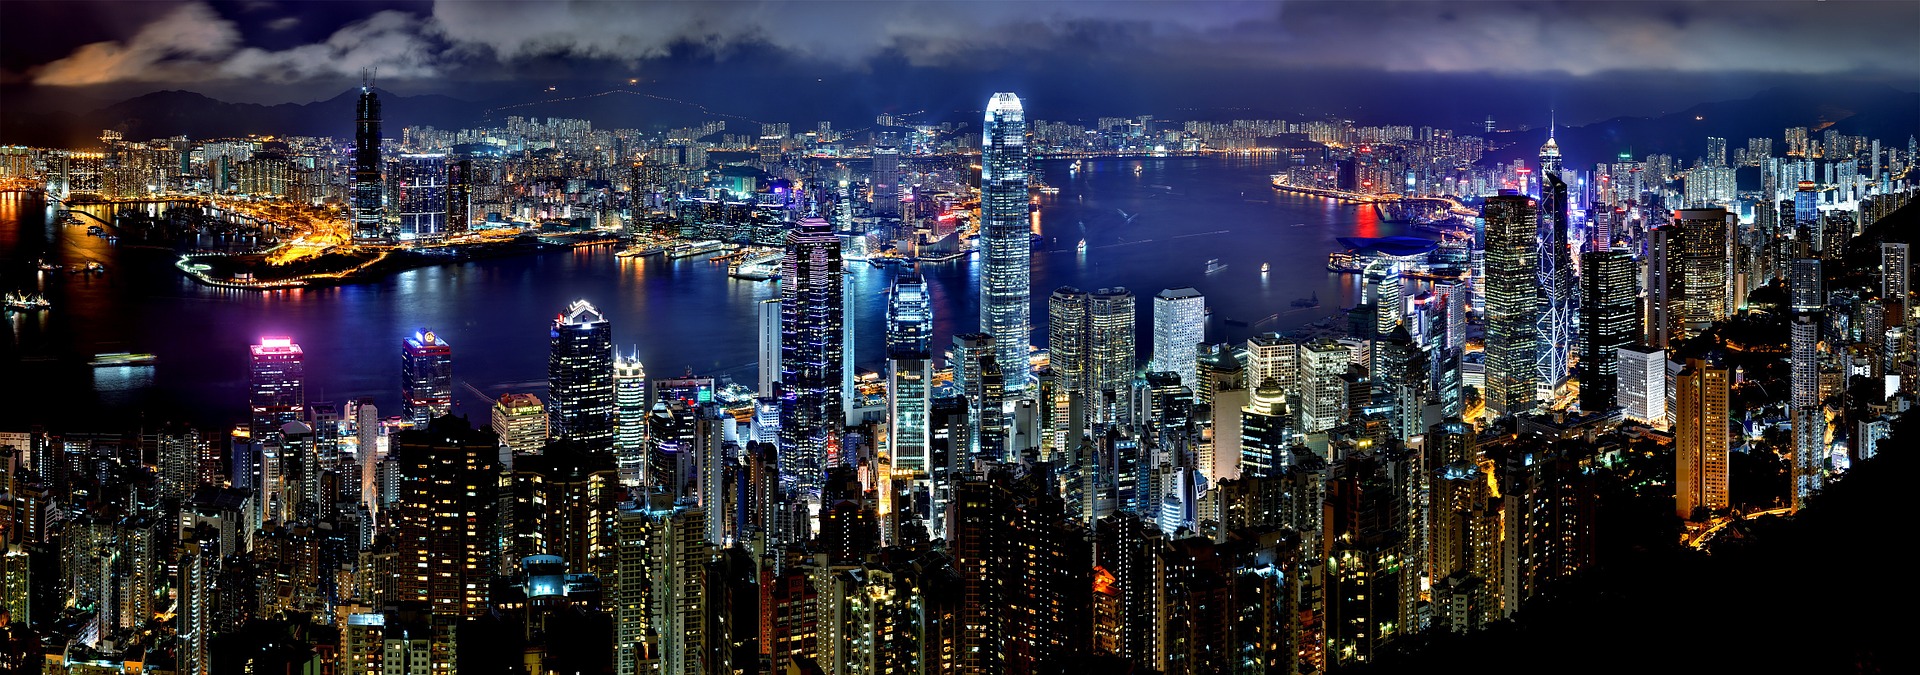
1485, 84, 1919, 168
0, 88, 477, 147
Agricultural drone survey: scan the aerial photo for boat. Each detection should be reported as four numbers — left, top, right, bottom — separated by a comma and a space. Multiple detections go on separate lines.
1292, 292, 1321, 308
1261, 262, 1271, 273
91, 352, 158, 368
1133, 165, 1143, 176
1077, 238, 1087, 254
4, 292, 51, 311
1205, 258, 1228, 274
1069, 159, 1082, 174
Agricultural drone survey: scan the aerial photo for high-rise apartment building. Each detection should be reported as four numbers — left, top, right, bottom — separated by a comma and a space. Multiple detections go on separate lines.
1674, 359, 1729, 520
396, 154, 447, 242
392, 416, 500, 616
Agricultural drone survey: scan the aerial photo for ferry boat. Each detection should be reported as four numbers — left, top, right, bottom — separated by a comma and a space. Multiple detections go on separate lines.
1261, 262, 1270, 273
1205, 258, 1228, 274
1069, 159, 1082, 174
1327, 252, 1362, 273
1077, 238, 1087, 254
91, 352, 158, 368
1133, 165, 1143, 176
4, 292, 51, 311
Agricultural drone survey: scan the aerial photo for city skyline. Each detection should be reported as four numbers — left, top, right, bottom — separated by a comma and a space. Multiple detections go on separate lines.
1, 2, 1916, 674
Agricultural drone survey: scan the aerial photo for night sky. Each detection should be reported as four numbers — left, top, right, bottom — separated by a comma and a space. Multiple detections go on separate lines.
3, 1, 1917, 126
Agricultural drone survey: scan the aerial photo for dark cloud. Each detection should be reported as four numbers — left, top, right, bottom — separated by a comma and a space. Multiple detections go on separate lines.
11, 1, 1919, 93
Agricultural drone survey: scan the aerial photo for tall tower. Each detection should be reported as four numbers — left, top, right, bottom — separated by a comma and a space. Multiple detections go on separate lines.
980, 92, 1032, 392
1674, 359, 1730, 520
1580, 249, 1638, 412
1537, 116, 1562, 175
549, 300, 615, 452
249, 336, 306, 445
613, 350, 648, 489
1788, 314, 1822, 511
1087, 288, 1137, 426
1666, 208, 1733, 342
887, 274, 933, 474
779, 217, 845, 495
1482, 193, 1541, 417
400, 329, 452, 427
1150, 287, 1206, 389
1537, 173, 1574, 398
352, 81, 384, 239
1048, 287, 1090, 398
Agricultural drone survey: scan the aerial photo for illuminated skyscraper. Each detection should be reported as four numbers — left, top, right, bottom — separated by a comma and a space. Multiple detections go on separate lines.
980, 92, 1032, 391
392, 416, 500, 616
1299, 338, 1349, 434
888, 274, 933, 474
352, 84, 383, 239
614, 349, 648, 488
549, 300, 615, 452
250, 336, 305, 445
1087, 288, 1137, 425
1150, 287, 1206, 390
1537, 125, 1562, 175
491, 393, 548, 457
1666, 208, 1733, 341
400, 329, 452, 427
758, 298, 781, 397
1537, 173, 1574, 398
1048, 287, 1089, 398
1790, 258, 1823, 314
1580, 249, 1638, 412
1674, 359, 1729, 520
1618, 345, 1666, 427
780, 217, 845, 494
396, 154, 448, 242
871, 146, 901, 216
1882, 242, 1910, 302
1482, 193, 1541, 416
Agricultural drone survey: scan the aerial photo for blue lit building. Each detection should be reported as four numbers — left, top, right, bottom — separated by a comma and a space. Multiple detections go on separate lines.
980, 92, 1032, 393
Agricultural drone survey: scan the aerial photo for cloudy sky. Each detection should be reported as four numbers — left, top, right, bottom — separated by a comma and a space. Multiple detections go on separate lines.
4, 0, 1916, 124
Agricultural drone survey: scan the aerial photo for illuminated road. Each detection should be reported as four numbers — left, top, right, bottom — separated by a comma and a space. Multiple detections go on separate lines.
1685, 507, 1793, 549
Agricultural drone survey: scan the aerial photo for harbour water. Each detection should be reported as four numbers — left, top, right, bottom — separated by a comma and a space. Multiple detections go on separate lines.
0, 155, 1412, 429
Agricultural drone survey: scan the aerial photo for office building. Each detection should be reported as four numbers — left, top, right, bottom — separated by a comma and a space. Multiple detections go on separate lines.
1537, 172, 1574, 398
1088, 288, 1138, 425
1580, 249, 1637, 412
871, 146, 900, 216
396, 154, 448, 241
888, 275, 934, 473
1674, 359, 1729, 520
353, 84, 383, 238
1618, 345, 1666, 427
250, 336, 305, 445
613, 349, 648, 488
1300, 339, 1349, 433
1481, 193, 1541, 416
780, 217, 846, 494
1151, 287, 1206, 390
1667, 208, 1734, 341
491, 393, 548, 457
1790, 258, 1824, 314
980, 92, 1033, 391
758, 298, 781, 396
392, 416, 500, 616
401, 329, 452, 427
550, 300, 616, 452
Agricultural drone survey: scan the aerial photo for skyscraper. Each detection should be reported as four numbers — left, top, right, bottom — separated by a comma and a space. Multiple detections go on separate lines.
1789, 315, 1822, 512
1537, 173, 1574, 398
758, 298, 781, 397
980, 92, 1032, 391
1790, 258, 1824, 314
1150, 287, 1206, 390
400, 329, 452, 427
491, 393, 548, 457
396, 154, 448, 242
1482, 193, 1541, 416
779, 217, 845, 495
392, 416, 500, 616
1674, 359, 1729, 520
1617, 345, 1666, 427
249, 336, 305, 445
1300, 338, 1350, 433
549, 300, 615, 452
871, 146, 901, 216
352, 83, 383, 239
1580, 249, 1637, 412
1087, 288, 1137, 425
1048, 287, 1089, 398
1883, 242, 1910, 303
1666, 208, 1733, 341
888, 274, 933, 474
613, 349, 648, 488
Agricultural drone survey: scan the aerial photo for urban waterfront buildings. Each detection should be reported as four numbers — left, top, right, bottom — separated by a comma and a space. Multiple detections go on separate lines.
979, 92, 1032, 392
400, 330, 452, 427
549, 300, 616, 452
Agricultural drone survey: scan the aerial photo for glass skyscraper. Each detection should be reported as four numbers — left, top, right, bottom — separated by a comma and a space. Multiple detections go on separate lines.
613, 349, 647, 488
400, 329, 452, 427
249, 336, 305, 445
1579, 249, 1637, 412
887, 274, 932, 474
779, 217, 845, 495
1482, 192, 1540, 417
352, 85, 383, 239
980, 92, 1031, 392
1150, 287, 1206, 390
397, 153, 448, 242
549, 300, 615, 452
871, 146, 900, 217
1537, 172, 1573, 399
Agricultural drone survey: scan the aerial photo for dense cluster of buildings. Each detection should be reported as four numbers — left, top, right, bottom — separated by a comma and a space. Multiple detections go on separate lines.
1, 89, 1916, 675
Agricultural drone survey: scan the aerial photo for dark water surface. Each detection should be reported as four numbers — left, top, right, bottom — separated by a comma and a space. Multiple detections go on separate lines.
1, 156, 1410, 430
